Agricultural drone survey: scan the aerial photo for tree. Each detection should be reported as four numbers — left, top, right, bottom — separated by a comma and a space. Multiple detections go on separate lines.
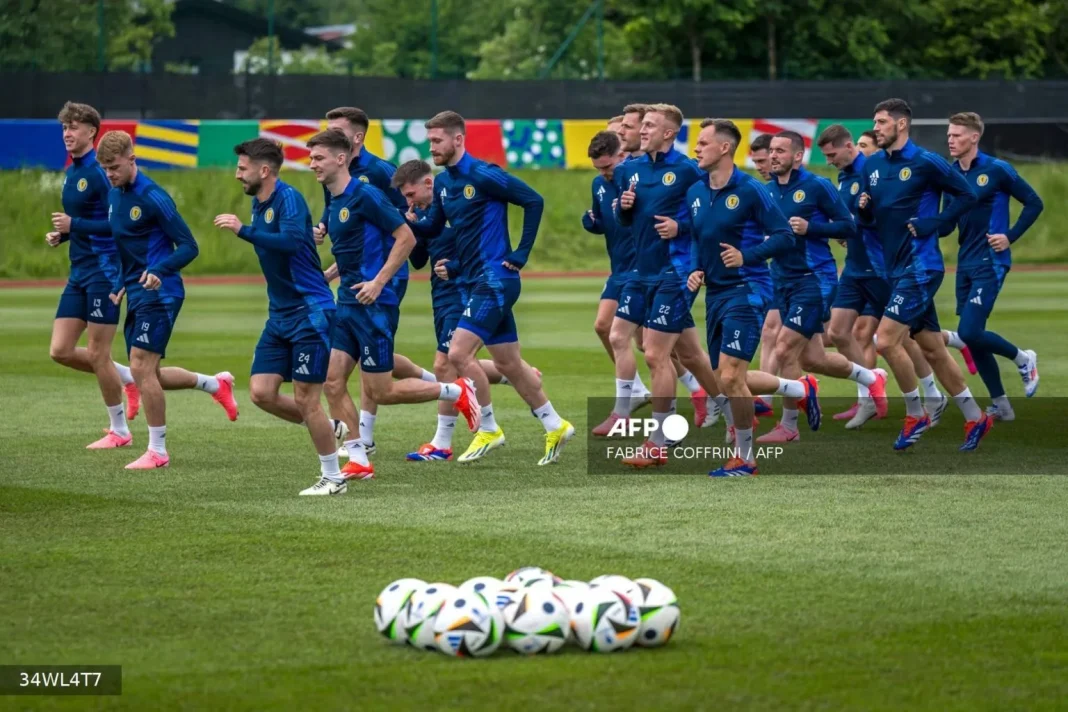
222, 0, 338, 30
239, 37, 346, 75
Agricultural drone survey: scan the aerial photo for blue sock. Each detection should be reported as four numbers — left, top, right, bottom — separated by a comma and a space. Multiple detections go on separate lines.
970, 347, 1005, 399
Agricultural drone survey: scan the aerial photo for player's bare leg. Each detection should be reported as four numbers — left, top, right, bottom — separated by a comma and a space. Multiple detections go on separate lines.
912, 328, 986, 446
154, 366, 238, 421
409, 351, 461, 461
325, 348, 361, 454
876, 318, 934, 449
249, 374, 303, 424
758, 327, 834, 442
594, 299, 617, 361
595, 316, 641, 435
759, 309, 782, 375
903, 336, 948, 425
712, 354, 758, 474
828, 307, 866, 422
853, 317, 879, 368
124, 348, 170, 469
448, 328, 504, 462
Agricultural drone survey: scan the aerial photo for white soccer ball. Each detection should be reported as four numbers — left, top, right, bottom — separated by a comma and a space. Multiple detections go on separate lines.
491, 583, 522, 611
433, 590, 505, 657
505, 566, 562, 586
552, 580, 589, 643
589, 574, 641, 602
501, 585, 570, 654
633, 578, 680, 648
400, 582, 457, 651
373, 578, 425, 644
458, 576, 503, 600
570, 584, 641, 652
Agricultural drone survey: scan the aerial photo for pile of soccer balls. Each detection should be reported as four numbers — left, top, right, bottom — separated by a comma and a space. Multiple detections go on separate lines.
373, 566, 679, 657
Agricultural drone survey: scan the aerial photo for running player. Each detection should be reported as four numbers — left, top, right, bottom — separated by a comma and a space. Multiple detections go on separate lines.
859, 98, 991, 450
758, 130, 888, 443
607, 115, 624, 136
749, 132, 777, 417
306, 128, 479, 491
688, 119, 821, 476
390, 159, 542, 460
856, 131, 878, 157
213, 138, 342, 494
46, 102, 142, 449
406, 112, 574, 465
941, 111, 1043, 420
95, 131, 238, 470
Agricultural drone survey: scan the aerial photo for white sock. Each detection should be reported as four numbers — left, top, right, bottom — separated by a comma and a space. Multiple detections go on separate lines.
903, 389, 924, 417
944, 330, 966, 350
735, 427, 754, 464
856, 381, 870, 399
872, 333, 878, 347
993, 395, 1012, 411
614, 378, 635, 416
439, 383, 461, 401
432, 415, 457, 449
633, 372, 649, 395
953, 387, 982, 422
669, 398, 677, 415
113, 362, 135, 386
848, 363, 876, 387
919, 374, 942, 399
533, 401, 563, 432
344, 438, 368, 466
319, 452, 343, 483
781, 408, 799, 431
1013, 349, 1030, 368
420, 368, 438, 383
107, 404, 130, 437
774, 378, 806, 399
148, 425, 167, 455
650, 411, 669, 446
195, 373, 219, 394
678, 370, 701, 394
479, 404, 498, 433
499, 374, 511, 386
359, 410, 376, 447
713, 394, 734, 427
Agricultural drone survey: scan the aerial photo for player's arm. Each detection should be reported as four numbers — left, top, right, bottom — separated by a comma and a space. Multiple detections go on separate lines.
582, 185, 604, 235
353, 192, 414, 303
806, 180, 856, 240
937, 193, 959, 238
405, 189, 446, 239
375, 163, 411, 213
742, 189, 794, 265
235, 192, 303, 254
476, 166, 544, 268
318, 185, 332, 233
910, 154, 977, 236
1005, 166, 1044, 243
409, 235, 431, 270
68, 216, 113, 235
614, 170, 634, 226
145, 193, 200, 279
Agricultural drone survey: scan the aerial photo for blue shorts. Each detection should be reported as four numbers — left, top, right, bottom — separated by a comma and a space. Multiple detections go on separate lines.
56, 281, 120, 325
955, 264, 1007, 318
706, 285, 767, 370
251, 310, 335, 383
434, 306, 463, 355
124, 298, 183, 358
886, 270, 944, 335
390, 278, 408, 335
458, 279, 521, 346
332, 303, 396, 374
616, 276, 695, 334
834, 274, 891, 317
600, 273, 630, 302
776, 276, 830, 339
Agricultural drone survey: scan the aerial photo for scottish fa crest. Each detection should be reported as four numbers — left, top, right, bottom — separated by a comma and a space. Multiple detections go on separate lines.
977, 174, 989, 187
793, 190, 805, 203
77, 178, 88, 192
899, 167, 912, 181
662, 172, 676, 186
265, 207, 275, 223
130, 206, 142, 221
726, 195, 740, 210
339, 207, 350, 222
463, 185, 475, 199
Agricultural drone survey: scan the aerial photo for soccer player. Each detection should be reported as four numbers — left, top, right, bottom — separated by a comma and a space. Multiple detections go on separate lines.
607, 114, 624, 136
406, 111, 574, 465
749, 132, 778, 417
749, 133, 773, 181
859, 98, 991, 451
315, 106, 433, 457
46, 102, 143, 449
856, 131, 878, 157
758, 130, 888, 443
390, 159, 542, 460
688, 119, 821, 476
213, 138, 342, 494
608, 104, 721, 467
940, 111, 1043, 420
94, 131, 238, 469
308, 128, 479, 490
583, 131, 655, 433
617, 104, 647, 159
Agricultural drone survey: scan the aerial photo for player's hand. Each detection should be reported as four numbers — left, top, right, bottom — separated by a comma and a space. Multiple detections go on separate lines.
213, 214, 243, 234
51, 212, 72, 233
502, 261, 521, 272
109, 288, 125, 305
611, 198, 618, 212
836, 239, 848, 248
433, 258, 451, 280
351, 280, 383, 305
323, 263, 339, 283
653, 215, 679, 239
405, 208, 418, 223
687, 270, 705, 292
313, 222, 327, 245
46, 231, 62, 247
858, 193, 870, 209
139, 270, 162, 291
789, 217, 809, 235
586, 209, 597, 224
907, 217, 938, 238
987, 233, 1010, 252
619, 188, 636, 210
720, 243, 744, 269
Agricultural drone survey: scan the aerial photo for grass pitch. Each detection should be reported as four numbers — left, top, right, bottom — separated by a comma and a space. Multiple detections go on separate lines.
2, 275, 1068, 710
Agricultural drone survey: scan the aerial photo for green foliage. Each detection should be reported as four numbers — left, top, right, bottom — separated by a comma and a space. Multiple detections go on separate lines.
240, 36, 346, 75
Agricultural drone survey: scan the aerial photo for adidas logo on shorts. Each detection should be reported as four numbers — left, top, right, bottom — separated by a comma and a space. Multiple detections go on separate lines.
618, 304, 630, 315
89, 308, 103, 318
462, 307, 471, 317
727, 339, 742, 351
888, 304, 900, 315
363, 356, 377, 367
295, 364, 310, 375
789, 316, 803, 326
654, 315, 668, 326
970, 294, 983, 305
136, 333, 151, 344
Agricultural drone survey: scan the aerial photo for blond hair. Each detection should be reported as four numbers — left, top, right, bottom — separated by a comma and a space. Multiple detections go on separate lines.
647, 103, 684, 129
95, 130, 133, 162
949, 111, 984, 136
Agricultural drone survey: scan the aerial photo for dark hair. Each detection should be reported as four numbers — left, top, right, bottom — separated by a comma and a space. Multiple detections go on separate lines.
773, 130, 806, 154
57, 101, 101, 136
307, 128, 353, 154
587, 130, 621, 159
622, 103, 649, 119
425, 110, 466, 134
233, 138, 283, 173
325, 106, 369, 132
391, 159, 433, 188
860, 130, 877, 142
699, 118, 742, 152
874, 98, 912, 125
749, 133, 772, 152
817, 124, 852, 148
